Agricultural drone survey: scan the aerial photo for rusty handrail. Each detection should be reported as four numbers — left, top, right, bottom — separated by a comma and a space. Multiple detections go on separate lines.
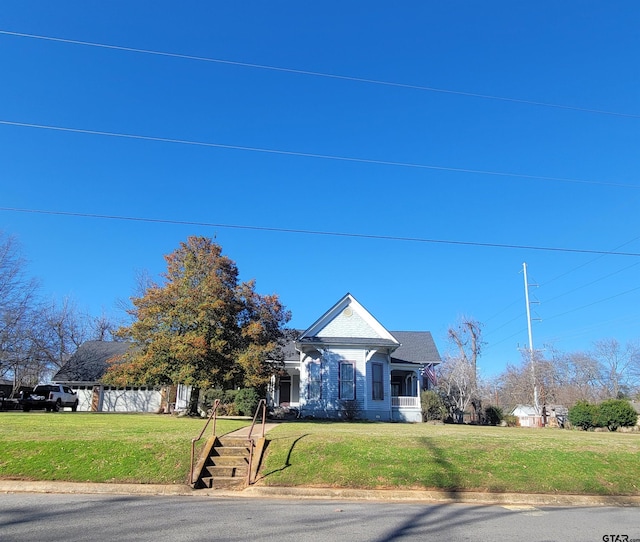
189, 399, 220, 485
245, 398, 267, 485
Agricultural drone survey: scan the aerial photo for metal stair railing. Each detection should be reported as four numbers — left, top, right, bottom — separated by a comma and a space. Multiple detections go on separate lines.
245, 398, 267, 486
189, 399, 220, 486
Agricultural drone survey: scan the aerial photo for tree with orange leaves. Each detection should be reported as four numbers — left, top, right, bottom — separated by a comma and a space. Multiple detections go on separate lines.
104, 236, 290, 409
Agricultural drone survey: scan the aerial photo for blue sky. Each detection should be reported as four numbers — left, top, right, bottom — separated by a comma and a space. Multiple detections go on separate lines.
1, 2, 639, 378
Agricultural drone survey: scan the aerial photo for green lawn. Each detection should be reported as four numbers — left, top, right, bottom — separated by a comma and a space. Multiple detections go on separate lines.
0, 412, 249, 484
259, 422, 640, 496
2, 414, 639, 495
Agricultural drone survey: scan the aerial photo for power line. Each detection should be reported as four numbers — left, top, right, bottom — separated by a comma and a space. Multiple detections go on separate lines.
2, 206, 640, 257
542, 235, 640, 286
1, 119, 638, 190
544, 285, 640, 322
1, 29, 639, 120
543, 261, 640, 305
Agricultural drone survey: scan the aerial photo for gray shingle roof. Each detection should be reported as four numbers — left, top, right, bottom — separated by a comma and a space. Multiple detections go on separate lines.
390, 331, 441, 364
53, 341, 131, 383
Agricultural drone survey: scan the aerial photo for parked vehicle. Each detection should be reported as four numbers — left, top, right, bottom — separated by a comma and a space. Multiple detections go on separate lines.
20, 384, 79, 412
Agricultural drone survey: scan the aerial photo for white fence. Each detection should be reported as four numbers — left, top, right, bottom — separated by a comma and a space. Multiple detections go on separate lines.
72, 386, 163, 413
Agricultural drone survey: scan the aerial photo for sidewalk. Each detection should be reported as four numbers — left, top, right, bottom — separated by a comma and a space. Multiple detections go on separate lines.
224, 422, 281, 439
242, 486, 640, 507
2, 479, 639, 507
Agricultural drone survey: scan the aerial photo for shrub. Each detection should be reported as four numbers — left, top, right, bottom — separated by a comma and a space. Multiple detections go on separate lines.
568, 401, 598, 430
201, 388, 238, 411
201, 388, 225, 410
596, 399, 638, 431
340, 399, 360, 421
484, 405, 503, 426
503, 414, 519, 427
234, 388, 260, 416
421, 391, 446, 422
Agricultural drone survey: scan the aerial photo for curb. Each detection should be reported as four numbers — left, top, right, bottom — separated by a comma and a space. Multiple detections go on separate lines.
2, 481, 639, 507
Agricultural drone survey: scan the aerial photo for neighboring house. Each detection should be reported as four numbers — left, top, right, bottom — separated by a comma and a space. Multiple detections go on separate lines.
511, 404, 567, 428
511, 405, 540, 427
53, 341, 189, 413
268, 293, 441, 422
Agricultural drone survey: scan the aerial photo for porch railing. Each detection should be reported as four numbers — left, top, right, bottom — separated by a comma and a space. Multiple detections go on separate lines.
391, 396, 420, 408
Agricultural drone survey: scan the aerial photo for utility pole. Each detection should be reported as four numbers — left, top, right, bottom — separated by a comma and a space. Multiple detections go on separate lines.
522, 262, 541, 423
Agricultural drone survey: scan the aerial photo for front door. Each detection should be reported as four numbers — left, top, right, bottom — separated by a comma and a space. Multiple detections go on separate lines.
279, 376, 291, 405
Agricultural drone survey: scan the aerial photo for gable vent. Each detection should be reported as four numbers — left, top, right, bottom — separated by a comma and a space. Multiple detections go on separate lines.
343, 307, 353, 317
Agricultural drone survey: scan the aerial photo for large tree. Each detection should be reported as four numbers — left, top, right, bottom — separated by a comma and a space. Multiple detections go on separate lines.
105, 236, 290, 403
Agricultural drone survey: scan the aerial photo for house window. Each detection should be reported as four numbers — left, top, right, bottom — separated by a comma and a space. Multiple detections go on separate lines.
339, 361, 355, 400
372, 363, 384, 401
308, 360, 322, 400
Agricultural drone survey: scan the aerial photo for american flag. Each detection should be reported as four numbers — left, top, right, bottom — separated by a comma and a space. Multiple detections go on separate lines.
422, 364, 437, 386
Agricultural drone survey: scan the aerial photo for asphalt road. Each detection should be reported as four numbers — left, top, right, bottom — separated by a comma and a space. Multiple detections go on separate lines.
1, 493, 638, 542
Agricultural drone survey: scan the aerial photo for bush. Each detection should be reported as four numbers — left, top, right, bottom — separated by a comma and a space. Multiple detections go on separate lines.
596, 399, 638, 431
568, 400, 598, 430
421, 391, 446, 422
201, 388, 240, 414
503, 414, 519, 427
340, 399, 360, 421
484, 405, 503, 426
234, 388, 260, 416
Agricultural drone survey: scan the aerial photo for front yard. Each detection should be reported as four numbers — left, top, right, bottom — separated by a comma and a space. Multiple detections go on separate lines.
0, 412, 248, 484
258, 421, 640, 496
1, 413, 638, 495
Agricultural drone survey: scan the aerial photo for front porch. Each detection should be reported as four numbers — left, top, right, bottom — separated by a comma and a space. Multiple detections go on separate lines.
391, 368, 422, 422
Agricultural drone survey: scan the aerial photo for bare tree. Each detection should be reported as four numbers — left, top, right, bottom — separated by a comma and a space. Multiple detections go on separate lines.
91, 311, 118, 341
438, 353, 477, 422
439, 317, 484, 422
549, 348, 602, 404
496, 339, 640, 411
31, 298, 90, 372
0, 233, 41, 392
592, 339, 640, 399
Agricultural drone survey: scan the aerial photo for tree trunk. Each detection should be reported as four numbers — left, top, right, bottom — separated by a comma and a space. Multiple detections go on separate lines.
188, 387, 201, 416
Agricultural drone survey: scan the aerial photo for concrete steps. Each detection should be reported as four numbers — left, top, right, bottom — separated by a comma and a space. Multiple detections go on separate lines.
193, 436, 250, 490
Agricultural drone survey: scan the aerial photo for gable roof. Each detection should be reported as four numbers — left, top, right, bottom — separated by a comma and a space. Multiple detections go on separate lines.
284, 293, 442, 365
53, 341, 130, 383
298, 293, 399, 347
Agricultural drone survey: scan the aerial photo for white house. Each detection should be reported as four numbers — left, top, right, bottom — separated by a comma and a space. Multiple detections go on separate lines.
268, 293, 441, 422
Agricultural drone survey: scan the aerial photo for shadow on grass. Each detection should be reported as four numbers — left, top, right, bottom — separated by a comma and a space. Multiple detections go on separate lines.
417, 436, 463, 498
256, 433, 309, 481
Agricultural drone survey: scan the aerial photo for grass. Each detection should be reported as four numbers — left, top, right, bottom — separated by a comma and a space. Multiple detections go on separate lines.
0, 412, 249, 484
2, 414, 639, 495
258, 422, 640, 496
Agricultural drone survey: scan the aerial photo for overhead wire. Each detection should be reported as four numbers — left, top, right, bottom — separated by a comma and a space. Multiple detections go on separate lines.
1, 206, 640, 257
0, 120, 638, 190
1, 29, 639, 120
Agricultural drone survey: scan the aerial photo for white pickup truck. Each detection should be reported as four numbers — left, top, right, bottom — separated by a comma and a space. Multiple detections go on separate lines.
20, 384, 79, 412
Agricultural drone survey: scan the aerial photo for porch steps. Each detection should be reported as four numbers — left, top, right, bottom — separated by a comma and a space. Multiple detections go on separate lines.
192, 436, 250, 490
